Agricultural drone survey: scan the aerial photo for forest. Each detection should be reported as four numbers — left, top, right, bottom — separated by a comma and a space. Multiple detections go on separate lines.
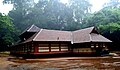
1, 0, 120, 51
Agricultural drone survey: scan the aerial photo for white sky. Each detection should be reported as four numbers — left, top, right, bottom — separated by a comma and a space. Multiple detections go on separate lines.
90, 0, 108, 12
0, 0, 109, 14
0, 0, 13, 14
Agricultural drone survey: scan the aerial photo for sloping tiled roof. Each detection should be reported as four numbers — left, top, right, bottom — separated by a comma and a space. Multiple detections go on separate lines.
20, 26, 112, 44
26, 24, 40, 32
72, 27, 94, 43
20, 24, 40, 36
90, 33, 112, 42
72, 27, 112, 43
33, 29, 72, 41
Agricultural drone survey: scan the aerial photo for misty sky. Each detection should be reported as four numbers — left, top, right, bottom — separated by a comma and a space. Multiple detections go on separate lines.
0, 0, 109, 14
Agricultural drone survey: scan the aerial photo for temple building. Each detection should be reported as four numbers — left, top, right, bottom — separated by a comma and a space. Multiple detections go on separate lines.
10, 24, 112, 57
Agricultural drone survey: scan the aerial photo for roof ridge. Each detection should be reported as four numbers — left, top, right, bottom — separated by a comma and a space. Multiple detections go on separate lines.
27, 24, 34, 32
33, 29, 43, 41
43, 28, 71, 32
73, 27, 94, 33
19, 24, 40, 36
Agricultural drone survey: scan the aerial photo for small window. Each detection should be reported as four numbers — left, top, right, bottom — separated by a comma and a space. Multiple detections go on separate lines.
38, 47, 49, 52
91, 44, 94, 48
51, 49, 59, 51
96, 46, 98, 48
31, 47, 34, 52
91, 46, 94, 48
96, 44, 99, 48
103, 46, 105, 47
61, 48, 68, 51
51, 44, 59, 47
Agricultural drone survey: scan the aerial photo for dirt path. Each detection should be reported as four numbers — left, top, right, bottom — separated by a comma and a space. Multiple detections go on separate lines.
0, 56, 120, 70
0, 57, 16, 70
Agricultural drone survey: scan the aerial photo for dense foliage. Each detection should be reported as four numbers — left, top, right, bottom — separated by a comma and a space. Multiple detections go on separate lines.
2, 0, 120, 51
82, 7, 120, 50
4, 0, 92, 31
0, 13, 17, 51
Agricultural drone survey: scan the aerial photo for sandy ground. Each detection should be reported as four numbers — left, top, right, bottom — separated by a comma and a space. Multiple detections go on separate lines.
0, 56, 120, 70
0, 57, 16, 70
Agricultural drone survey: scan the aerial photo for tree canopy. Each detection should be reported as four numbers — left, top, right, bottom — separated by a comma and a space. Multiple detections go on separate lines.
2, 0, 120, 51
0, 13, 16, 51
3, 0, 92, 31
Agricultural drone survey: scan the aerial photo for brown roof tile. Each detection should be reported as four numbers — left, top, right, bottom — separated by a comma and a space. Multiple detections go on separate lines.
33, 29, 72, 41
72, 27, 112, 43
20, 26, 112, 44
72, 27, 94, 43
90, 33, 112, 42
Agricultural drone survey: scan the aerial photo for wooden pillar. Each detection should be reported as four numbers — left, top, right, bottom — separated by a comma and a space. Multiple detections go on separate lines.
26, 43, 28, 53
49, 43, 51, 52
23, 44, 25, 53
68, 43, 70, 51
34, 42, 38, 53
59, 43, 61, 51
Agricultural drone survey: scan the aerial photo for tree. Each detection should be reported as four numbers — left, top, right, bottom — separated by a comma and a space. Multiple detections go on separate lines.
4, 0, 35, 32
82, 7, 120, 50
26, 0, 75, 30
99, 23, 120, 51
0, 13, 16, 51
82, 7, 120, 27
69, 0, 92, 23
4, 0, 92, 31
4, 0, 120, 51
